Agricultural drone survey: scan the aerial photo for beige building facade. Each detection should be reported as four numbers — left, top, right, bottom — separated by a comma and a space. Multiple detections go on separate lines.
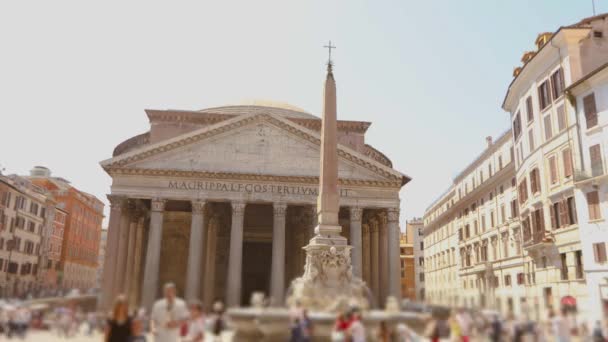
424, 14, 608, 323
423, 133, 525, 315
100, 100, 409, 310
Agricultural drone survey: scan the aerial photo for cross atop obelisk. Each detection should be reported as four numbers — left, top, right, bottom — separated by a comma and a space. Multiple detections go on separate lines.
324, 40, 336, 68
313, 41, 346, 244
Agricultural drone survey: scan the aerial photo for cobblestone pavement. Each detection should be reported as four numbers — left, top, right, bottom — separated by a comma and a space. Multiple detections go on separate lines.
11, 329, 235, 341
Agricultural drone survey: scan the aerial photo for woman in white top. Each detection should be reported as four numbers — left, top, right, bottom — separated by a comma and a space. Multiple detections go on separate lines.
184, 300, 205, 342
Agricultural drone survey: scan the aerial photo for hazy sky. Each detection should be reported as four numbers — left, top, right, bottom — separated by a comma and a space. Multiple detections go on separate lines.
0, 1, 604, 227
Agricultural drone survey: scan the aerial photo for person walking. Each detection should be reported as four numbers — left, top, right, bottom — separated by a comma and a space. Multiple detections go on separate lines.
550, 308, 571, 342
150, 283, 189, 342
183, 300, 205, 342
347, 310, 366, 342
104, 295, 133, 342
207, 300, 227, 342
592, 320, 605, 342
456, 309, 472, 342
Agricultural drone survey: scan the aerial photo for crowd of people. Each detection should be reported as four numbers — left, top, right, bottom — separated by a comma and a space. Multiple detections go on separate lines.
2, 286, 608, 341
105, 282, 228, 342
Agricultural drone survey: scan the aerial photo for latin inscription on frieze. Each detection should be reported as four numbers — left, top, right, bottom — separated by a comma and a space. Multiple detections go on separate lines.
168, 180, 350, 197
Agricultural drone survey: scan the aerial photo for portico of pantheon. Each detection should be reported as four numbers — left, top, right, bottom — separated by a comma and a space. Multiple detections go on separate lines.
100, 100, 410, 311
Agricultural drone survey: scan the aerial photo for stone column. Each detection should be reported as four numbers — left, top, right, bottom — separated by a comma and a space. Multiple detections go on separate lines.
203, 214, 219, 311
379, 212, 389, 302
226, 201, 246, 307
123, 206, 140, 295
141, 198, 166, 310
101, 195, 126, 311
129, 211, 146, 308
185, 200, 207, 301
362, 222, 371, 285
387, 207, 401, 299
349, 207, 363, 278
270, 203, 287, 305
370, 218, 380, 302
113, 200, 134, 296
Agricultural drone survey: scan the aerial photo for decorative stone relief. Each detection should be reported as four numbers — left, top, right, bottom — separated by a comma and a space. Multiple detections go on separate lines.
287, 244, 370, 312
107, 194, 127, 211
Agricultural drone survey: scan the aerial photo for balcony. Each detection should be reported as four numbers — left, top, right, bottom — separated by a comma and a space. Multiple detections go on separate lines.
523, 229, 553, 251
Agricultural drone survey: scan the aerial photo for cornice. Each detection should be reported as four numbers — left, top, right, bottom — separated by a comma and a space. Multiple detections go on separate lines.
107, 167, 403, 188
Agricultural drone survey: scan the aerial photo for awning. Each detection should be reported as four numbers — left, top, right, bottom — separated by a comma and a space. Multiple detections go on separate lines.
561, 295, 577, 307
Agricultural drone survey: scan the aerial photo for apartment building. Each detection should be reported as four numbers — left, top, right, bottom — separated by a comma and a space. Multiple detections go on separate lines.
0, 175, 51, 297
423, 133, 524, 315
30, 166, 104, 291
400, 221, 418, 300
502, 14, 608, 322
412, 218, 425, 301
566, 62, 608, 323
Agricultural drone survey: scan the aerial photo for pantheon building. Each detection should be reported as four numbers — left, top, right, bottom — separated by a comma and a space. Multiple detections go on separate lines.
100, 100, 410, 310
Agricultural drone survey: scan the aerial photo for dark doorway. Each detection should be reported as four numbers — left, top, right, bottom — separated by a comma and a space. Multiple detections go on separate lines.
241, 241, 272, 305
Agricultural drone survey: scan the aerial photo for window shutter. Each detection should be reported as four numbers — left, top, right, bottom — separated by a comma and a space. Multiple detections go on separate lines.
590, 144, 603, 177
544, 115, 553, 140
568, 197, 577, 224
549, 157, 558, 183
550, 204, 557, 229
559, 201, 569, 228
587, 191, 600, 220
556, 105, 566, 131
583, 93, 598, 129
601, 244, 607, 263
563, 148, 573, 178
526, 97, 534, 122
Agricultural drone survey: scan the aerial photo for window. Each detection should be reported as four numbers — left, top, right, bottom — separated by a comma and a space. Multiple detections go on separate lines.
481, 215, 486, 231
551, 202, 561, 229
583, 93, 598, 129
518, 178, 528, 204
544, 115, 553, 140
551, 68, 565, 99
549, 156, 558, 184
594, 243, 607, 263
561, 253, 569, 280
504, 275, 512, 286
511, 200, 518, 218
587, 191, 601, 221
567, 197, 577, 225
526, 96, 534, 122
528, 129, 535, 152
575, 250, 583, 279
500, 205, 506, 223
490, 211, 495, 227
530, 168, 541, 194
517, 273, 525, 285
489, 163, 493, 177
538, 80, 552, 110
513, 112, 522, 140
562, 148, 573, 178
556, 105, 566, 132
590, 144, 604, 177
499, 155, 503, 169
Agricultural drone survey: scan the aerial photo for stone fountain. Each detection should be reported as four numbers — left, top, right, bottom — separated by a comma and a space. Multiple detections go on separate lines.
228, 55, 427, 341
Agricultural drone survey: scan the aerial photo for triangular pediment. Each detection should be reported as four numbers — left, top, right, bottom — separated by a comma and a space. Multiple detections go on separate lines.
101, 113, 404, 183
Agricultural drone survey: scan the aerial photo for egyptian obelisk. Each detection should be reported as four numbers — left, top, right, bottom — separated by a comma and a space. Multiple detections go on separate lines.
287, 44, 369, 312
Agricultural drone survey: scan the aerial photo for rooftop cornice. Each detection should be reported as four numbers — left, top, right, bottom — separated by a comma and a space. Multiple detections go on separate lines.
502, 27, 590, 112
453, 129, 512, 183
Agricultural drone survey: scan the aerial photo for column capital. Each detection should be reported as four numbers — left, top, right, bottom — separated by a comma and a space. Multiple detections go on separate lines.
273, 203, 288, 217
231, 201, 246, 216
151, 198, 166, 212
362, 223, 370, 234
107, 194, 127, 210
191, 200, 206, 214
349, 206, 363, 222
387, 207, 400, 223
